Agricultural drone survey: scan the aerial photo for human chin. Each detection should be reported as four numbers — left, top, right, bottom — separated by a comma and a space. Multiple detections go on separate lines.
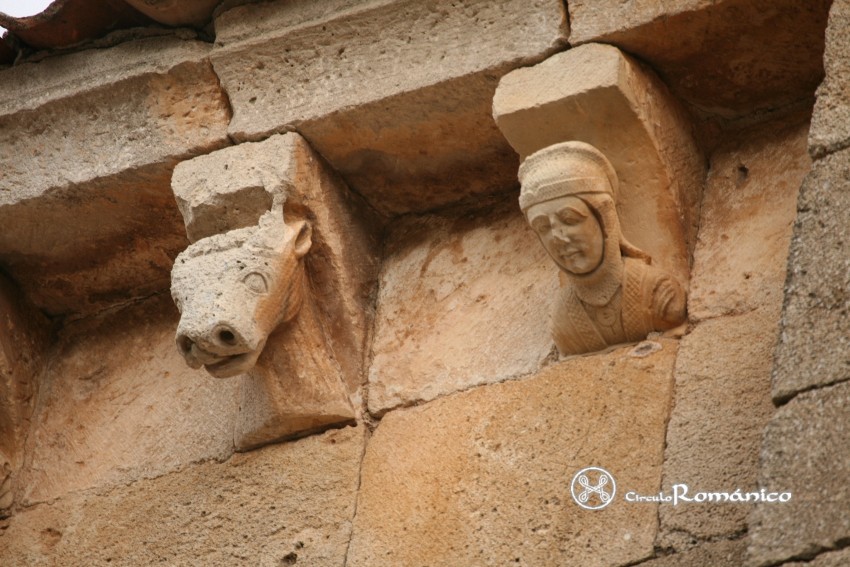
559, 252, 596, 275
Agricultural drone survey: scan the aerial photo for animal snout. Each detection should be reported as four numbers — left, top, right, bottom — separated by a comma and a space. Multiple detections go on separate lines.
214, 324, 239, 347
176, 332, 194, 359
176, 323, 250, 361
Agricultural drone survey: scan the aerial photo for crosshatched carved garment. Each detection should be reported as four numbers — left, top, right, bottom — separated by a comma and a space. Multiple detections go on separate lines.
552, 257, 683, 355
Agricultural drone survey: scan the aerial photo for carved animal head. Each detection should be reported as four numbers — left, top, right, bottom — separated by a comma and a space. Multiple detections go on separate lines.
171, 211, 312, 378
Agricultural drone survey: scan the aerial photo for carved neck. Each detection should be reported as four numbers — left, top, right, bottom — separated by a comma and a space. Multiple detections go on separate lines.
283, 275, 321, 342
259, 270, 338, 379
568, 256, 624, 307
278, 265, 308, 326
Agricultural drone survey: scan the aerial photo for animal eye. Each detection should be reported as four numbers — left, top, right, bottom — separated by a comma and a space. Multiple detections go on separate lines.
243, 272, 268, 294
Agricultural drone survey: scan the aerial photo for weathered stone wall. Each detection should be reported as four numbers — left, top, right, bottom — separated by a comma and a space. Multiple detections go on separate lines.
747, 1, 850, 565
0, 36, 231, 317
0, 0, 841, 565
659, 115, 811, 553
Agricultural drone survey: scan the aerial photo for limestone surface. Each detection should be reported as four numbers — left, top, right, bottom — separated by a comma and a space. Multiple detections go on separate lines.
494, 43, 704, 283
1, 426, 364, 567
641, 539, 747, 566
568, 0, 715, 38
350, 341, 677, 566
658, 116, 810, 548
747, 382, 850, 567
567, 0, 831, 118
0, 37, 231, 316
367, 201, 557, 415
211, 0, 568, 214
783, 547, 850, 567
688, 116, 811, 322
0, 274, 50, 514
171, 148, 275, 243
17, 295, 240, 506
772, 147, 850, 401
810, 0, 850, 157
659, 312, 777, 547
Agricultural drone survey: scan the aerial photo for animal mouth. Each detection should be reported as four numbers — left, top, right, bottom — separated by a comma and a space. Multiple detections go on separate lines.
182, 341, 262, 378
204, 352, 257, 378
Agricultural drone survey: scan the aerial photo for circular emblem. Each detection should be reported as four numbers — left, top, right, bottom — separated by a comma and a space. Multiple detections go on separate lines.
571, 467, 616, 510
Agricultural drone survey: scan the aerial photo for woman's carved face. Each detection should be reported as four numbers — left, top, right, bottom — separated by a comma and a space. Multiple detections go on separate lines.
527, 196, 604, 275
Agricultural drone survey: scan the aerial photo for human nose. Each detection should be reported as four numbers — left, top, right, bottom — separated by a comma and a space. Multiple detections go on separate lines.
552, 223, 571, 242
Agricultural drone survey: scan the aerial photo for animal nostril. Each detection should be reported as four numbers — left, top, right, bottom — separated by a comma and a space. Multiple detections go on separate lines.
217, 328, 237, 345
177, 335, 193, 355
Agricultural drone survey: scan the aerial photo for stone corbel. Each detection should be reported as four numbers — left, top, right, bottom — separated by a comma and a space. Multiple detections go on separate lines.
169, 133, 380, 451
493, 43, 705, 356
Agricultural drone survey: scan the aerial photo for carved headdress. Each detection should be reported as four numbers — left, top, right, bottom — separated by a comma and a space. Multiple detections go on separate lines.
519, 141, 619, 212
519, 141, 651, 306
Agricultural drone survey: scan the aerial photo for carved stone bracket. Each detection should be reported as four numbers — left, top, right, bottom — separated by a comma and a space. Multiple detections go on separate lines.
493, 43, 705, 356
170, 133, 380, 450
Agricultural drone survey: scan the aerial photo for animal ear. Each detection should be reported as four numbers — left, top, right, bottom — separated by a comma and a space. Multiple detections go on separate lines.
292, 220, 312, 259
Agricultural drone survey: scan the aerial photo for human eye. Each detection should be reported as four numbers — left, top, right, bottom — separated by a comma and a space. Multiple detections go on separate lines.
558, 207, 586, 226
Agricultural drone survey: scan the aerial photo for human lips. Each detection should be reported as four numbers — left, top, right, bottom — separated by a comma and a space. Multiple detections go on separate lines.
557, 247, 583, 262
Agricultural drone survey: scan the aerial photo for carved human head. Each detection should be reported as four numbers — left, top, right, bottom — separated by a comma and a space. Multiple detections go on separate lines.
171, 211, 312, 378
519, 142, 619, 275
